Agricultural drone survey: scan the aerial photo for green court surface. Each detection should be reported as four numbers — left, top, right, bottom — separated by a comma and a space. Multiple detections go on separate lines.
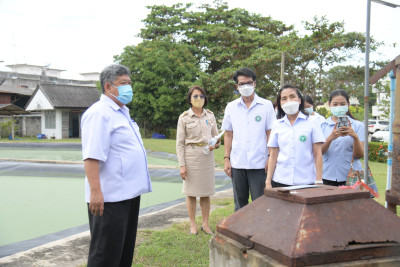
0, 175, 187, 246
0, 147, 178, 167
0, 145, 229, 248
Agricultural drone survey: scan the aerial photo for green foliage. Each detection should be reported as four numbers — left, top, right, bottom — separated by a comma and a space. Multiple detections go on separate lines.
165, 128, 177, 139
0, 119, 19, 137
113, 1, 382, 133
115, 40, 200, 133
349, 106, 364, 121
283, 16, 380, 105
316, 107, 328, 118
139, 1, 292, 117
375, 80, 391, 119
369, 142, 388, 163
95, 81, 102, 93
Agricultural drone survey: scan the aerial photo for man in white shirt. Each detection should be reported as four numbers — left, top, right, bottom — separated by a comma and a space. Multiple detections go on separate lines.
222, 67, 276, 211
81, 64, 152, 267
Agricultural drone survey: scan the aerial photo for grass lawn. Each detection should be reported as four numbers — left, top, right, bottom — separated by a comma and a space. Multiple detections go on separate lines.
128, 161, 398, 267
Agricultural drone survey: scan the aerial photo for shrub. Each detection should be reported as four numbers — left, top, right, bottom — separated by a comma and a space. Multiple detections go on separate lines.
316, 107, 329, 118
166, 128, 177, 139
368, 142, 388, 163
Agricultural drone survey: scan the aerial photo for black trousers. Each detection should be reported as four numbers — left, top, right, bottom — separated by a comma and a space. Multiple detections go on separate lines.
271, 180, 291, 188
323, 179, 346, 186
87, 196, 141, 267
231, 168, 266, 211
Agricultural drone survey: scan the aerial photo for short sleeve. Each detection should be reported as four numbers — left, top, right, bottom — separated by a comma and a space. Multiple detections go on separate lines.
312, 121, 326, 144
354, 120, 365, 142
265, 100, 276, 131
267, 121, 279, 147
221, 104, 233, 131
81, 107, 111, 162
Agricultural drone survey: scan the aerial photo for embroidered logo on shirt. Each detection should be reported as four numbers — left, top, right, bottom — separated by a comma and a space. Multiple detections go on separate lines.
299, 135, 307, 142
255, 115, 262, 122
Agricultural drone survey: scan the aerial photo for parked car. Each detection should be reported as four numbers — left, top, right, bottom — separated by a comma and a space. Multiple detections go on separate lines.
368, 120, 389, 134
371, 126, 390, 142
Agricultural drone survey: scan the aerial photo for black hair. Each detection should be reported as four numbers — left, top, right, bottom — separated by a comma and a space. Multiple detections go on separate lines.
329, 89, 356, 120
186, 85, 208, 108
304, 95, 314, 105
276, 84, 307, 119
233, 67, 256, 84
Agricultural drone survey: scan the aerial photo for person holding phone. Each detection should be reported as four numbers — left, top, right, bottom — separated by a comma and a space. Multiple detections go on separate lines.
321, 89, 365, 186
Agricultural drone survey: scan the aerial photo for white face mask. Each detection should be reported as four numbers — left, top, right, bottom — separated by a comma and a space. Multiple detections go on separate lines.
282, 101, 300, 115
238, 84, 254, 97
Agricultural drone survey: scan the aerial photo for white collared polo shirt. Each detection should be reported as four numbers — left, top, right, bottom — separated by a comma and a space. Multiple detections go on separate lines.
81, 94, 152, 203
268, 112, 325, 185
222, 94, 276, 169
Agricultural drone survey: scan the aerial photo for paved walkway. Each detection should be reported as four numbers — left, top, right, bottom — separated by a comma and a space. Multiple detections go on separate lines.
0, 188, 233, 267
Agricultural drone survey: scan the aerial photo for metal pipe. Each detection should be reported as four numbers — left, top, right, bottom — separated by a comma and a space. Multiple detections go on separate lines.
385, 70, 395, 207
364, 0, 371, 181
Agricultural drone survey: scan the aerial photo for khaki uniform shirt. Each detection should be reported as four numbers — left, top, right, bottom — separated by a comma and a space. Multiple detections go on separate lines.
176, 108, 218, 166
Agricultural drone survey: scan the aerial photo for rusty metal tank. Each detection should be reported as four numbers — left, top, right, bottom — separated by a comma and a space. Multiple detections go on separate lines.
211, 186, 400, 266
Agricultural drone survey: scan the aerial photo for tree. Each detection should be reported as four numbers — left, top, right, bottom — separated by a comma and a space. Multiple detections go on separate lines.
139, 1, 292, 116
115, 1, 382, 129
282, 16, 378, 105
114, 40, 200, 134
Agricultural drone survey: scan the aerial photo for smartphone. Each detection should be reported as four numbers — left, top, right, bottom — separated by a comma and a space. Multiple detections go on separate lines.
337, 116, 349, 129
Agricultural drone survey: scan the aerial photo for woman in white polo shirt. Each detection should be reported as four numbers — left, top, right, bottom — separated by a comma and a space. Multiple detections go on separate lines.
266, 84, 325, 188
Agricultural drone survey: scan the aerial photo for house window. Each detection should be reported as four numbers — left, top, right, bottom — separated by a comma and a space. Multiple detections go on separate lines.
45, 111, 56, 129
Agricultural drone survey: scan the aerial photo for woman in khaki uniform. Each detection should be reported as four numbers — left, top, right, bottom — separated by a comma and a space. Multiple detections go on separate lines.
176, 85, 220, 235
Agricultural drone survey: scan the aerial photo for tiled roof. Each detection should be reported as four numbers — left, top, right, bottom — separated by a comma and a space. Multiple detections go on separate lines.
31, 83, 100, 108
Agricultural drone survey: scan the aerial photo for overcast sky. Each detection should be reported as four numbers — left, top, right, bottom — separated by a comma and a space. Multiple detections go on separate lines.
0, 0, 398, 79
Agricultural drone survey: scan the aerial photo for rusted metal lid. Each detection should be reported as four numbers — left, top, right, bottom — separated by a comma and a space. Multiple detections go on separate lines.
217, 186, 400, 266
265, 185, 370, 204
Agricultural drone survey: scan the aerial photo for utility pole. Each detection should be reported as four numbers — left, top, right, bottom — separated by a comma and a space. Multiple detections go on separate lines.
280, 52, 285, 88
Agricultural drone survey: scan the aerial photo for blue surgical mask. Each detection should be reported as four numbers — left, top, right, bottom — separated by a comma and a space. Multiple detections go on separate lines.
111, 84, 133, 105
330, 105, 348, 117
305, 107, 313, 115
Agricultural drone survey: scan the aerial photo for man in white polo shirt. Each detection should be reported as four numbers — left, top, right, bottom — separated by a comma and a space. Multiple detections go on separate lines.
222, 67, 276, 211
81, 64, 152, 267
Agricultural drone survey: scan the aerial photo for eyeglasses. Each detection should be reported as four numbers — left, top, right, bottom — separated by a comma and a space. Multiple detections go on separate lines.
192, 94, 205, 100
238, 81, 254, 86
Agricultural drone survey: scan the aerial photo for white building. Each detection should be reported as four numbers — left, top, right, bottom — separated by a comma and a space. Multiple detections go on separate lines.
6, 64, 65, 78
25, 83, 100, 139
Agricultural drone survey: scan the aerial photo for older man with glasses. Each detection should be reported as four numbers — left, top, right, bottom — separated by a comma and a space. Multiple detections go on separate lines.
81, 64, 152, 267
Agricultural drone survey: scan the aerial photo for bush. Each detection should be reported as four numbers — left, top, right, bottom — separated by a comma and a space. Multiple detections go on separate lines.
368, 142, 388, 163
0, 119, 19, 137
316, 107, 329, 118
165, 128, 177, 139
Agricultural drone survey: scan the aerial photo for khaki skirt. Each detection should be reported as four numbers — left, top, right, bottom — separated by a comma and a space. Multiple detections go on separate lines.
183, 145, 215, 197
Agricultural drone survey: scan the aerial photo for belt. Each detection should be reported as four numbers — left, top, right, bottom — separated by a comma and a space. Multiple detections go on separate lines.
186, 143, 208, 147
